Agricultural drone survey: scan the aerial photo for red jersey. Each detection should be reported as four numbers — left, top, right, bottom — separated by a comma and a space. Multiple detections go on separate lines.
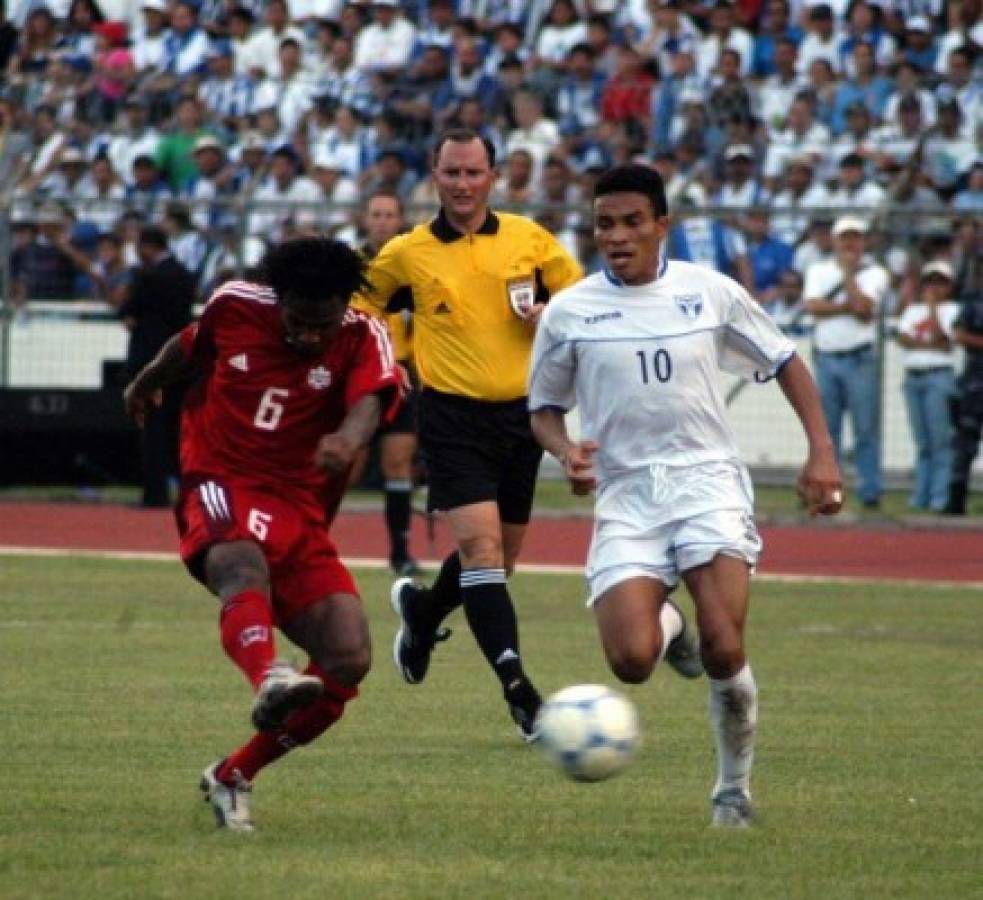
179, 280, 400, 495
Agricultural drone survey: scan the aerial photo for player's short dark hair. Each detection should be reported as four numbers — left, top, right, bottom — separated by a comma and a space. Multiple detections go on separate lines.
260, 237, 368, 307
593, 164, 669, 218
432, 127, 496, 168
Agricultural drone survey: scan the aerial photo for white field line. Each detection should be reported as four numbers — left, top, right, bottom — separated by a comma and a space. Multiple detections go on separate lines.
1, 545, 981, 590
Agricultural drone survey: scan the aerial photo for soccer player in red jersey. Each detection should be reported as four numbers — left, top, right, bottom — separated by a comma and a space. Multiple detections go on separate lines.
123, 238, 400, 832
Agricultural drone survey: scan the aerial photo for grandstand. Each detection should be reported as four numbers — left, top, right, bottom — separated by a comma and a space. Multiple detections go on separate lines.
0, 0, 980, 488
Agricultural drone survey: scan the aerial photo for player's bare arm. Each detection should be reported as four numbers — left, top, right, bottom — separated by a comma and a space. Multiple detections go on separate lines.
776, 354, 843, 516
314, 392, 384, 474
123, 333, 199, 427
530, 408, 599, 496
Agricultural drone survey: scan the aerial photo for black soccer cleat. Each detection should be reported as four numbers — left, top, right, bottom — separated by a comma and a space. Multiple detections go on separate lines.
390, 577, 451, 684
504, 677, 542, 743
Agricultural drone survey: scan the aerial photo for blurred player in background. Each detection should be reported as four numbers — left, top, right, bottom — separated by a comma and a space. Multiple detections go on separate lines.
123, 238, 400, 832
357, 190, 423, 576
358, 129, 583, 739
529, 164, 842, 826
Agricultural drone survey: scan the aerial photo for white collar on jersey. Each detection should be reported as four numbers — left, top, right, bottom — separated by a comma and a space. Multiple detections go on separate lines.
602, 252, 668, 288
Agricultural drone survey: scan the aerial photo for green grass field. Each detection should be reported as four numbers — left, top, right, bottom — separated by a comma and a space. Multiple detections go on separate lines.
1, 555, 981, 900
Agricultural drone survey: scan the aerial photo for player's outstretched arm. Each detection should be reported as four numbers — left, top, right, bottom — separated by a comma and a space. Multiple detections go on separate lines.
314, 393, 383, 475
531, 408, 598, 496
776, 354, 843, 516
123, 333, 197, 427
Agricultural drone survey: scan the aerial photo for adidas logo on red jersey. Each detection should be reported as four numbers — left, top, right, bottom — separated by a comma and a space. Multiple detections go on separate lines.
228, 354, 249, 372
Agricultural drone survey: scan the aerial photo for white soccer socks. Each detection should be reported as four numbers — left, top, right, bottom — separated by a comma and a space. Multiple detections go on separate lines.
708, 663, 758, 800
656, 599, 684, 664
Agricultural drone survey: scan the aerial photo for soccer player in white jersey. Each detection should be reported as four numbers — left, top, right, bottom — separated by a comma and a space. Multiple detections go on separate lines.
528, 164, 843, 827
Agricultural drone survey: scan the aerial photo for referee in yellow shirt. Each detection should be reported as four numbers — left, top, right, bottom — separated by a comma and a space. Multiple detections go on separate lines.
358, 128, 583, 738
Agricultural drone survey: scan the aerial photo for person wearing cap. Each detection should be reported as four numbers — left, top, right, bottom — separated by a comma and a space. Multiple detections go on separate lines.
92, 21, 134, 123
353, 0, 417, 76
309, 146, 360, 237
184, 134, 240, 231
945, 263, 983, 514
803, 215, 890, 508
899, 15, 938, 73
44, 146, 89, 205
154, 96, 216, 190
356, 128, 582, 740
896, 259, 961, 511
716, 143, 767, 211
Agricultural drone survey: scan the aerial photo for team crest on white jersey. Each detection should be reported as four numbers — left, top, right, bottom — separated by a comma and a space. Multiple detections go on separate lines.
674, 294, 703, 320
228, 353, 249, 371
307, 366, 332, 390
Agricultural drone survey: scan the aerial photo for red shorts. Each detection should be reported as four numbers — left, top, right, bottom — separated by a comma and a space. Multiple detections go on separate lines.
176, 475, 358, 625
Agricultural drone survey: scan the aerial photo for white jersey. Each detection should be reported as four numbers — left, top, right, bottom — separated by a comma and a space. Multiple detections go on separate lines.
528, 261, 796, 481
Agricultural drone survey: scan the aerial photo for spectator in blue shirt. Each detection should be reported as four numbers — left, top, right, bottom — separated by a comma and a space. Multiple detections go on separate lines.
897, 16, 938, 73
752, 0, 803, 77
831, 41, 893, 135
745, 208, 796, 307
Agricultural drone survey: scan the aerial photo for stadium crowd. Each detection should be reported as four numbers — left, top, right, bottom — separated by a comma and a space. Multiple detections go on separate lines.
1, 0, 980, 312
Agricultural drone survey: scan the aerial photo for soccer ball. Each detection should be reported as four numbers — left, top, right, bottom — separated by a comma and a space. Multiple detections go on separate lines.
536, 684, 640, 782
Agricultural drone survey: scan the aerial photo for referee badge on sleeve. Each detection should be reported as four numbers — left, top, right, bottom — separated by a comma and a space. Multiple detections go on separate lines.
507, 276, 536, 319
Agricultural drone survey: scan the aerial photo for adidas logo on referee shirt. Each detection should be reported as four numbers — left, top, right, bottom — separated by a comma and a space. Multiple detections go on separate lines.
434, 302, 451, 315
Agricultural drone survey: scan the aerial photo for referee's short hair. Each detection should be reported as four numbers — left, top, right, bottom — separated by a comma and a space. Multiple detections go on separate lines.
432, 127, 496, 168
594, 164, 669, 218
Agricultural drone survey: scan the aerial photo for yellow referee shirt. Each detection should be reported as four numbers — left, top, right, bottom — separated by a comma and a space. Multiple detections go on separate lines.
357, 209, 583, 402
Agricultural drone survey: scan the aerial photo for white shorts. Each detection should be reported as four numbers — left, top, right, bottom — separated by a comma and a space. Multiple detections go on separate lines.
585, 461, 762, 604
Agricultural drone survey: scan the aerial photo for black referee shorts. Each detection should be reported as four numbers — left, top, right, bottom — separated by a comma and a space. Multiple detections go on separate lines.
417, 388, 543, 525
380, 365, 419, 436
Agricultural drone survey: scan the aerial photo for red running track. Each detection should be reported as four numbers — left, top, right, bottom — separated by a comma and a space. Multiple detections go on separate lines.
1, 501, 981, 584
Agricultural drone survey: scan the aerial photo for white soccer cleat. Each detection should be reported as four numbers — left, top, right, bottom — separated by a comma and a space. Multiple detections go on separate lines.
250, 661, 323, 732
665, 600, 705, 680
200, 761, 254, 832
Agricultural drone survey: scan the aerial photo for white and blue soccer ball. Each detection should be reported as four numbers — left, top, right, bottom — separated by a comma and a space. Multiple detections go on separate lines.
536, 684, 640, 782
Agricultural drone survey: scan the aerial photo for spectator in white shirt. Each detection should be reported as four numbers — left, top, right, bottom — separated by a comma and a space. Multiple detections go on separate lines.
828, 151, 886, 212
248, 144, 322, 241
504, 88, 561, 174
238, 0, 306, 80
533, 0, 588, 75
762, 93, 831, 189
106, 95, 160, 186
770, 153, 833, 245
696, 0, 754, 79
132, 0, 169, 81
353, 0, 417, 77
758, 36, 807, 131
310, 148, 360, 238
796, 3, 841, 76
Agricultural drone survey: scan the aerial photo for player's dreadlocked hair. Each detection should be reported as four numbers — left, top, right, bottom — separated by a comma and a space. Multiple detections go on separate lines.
594, 164, 669, 218
260, 237, 369, 306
